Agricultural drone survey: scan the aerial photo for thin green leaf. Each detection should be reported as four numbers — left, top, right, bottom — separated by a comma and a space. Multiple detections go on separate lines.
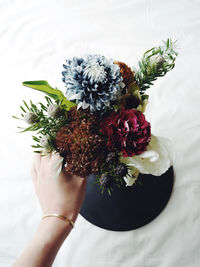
23, 100, 30, 111
45, 96, 53, 104
32, 136, 40, 142
19, 123, 40, 133
30, 100, 38, 112
107, 188, 111, 196
22, 80, 76, 110
20, 106, 26, 113
39, 102, 47, 111
31, 145, 42, 148
166, 38, 170, 49
12, 115, 22, 120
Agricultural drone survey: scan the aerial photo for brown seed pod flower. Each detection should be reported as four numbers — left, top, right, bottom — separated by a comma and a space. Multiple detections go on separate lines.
55, 107, 107, 178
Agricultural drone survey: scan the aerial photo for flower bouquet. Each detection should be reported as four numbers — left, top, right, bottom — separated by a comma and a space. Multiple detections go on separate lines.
14, 39, 178, 230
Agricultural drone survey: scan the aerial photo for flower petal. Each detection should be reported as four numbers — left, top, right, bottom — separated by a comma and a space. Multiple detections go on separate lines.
120, 135, 174, 176
123, 168, 139, 186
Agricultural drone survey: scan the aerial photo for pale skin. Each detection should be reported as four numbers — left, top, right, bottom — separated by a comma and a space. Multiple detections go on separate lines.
12, 153, 87, 267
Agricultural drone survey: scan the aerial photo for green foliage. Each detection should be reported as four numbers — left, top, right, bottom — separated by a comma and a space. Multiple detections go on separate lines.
13, 97, 69, 153
22, 80, 76, 110
134, 38, 178, 94
97, 161, 126, 195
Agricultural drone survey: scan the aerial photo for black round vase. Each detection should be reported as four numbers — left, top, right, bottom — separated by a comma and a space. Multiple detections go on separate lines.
80, 167, 174, 231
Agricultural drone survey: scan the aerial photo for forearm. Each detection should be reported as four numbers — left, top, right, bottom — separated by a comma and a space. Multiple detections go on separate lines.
12, 153, 86, 267
12, 218, 72, 267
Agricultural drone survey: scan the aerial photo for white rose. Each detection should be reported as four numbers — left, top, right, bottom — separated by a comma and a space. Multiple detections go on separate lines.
120, 135, 174, 179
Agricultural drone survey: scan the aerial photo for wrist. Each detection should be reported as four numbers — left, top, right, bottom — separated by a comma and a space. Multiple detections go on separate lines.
40, 216, 73, 234
32, 217, 72, 248
42, 208, 78, 223
23, 217, 72, 267
42, 214, 75, 229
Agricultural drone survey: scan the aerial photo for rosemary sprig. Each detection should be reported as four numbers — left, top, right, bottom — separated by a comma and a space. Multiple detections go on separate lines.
134, 38, 178, 94
13, 97, 69, 153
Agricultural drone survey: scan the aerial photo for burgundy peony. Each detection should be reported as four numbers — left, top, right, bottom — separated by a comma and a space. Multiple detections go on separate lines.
100, 108, 151, 157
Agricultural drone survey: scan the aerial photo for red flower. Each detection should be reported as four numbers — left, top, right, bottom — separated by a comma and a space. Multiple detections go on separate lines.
100, 109, 151, 157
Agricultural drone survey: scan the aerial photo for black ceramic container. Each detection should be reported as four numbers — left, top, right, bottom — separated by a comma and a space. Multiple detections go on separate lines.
80, 167, 174, 231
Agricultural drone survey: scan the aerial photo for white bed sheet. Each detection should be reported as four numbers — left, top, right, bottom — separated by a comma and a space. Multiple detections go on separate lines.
0, 0, 200, 266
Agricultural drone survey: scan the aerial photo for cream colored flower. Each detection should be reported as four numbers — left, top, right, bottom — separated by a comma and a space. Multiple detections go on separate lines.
120, 135, 174, 180
40, 135, 51, 149
149, 54, 165, 69
24, 112, 38, 124
123, 167, 139, 186
47, 104, 63, 118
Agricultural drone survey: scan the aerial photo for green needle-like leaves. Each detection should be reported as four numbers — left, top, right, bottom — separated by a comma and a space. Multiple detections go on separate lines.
134, 38, 178, 94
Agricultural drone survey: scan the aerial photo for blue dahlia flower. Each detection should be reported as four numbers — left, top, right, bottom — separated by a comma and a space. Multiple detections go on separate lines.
62, 54, 125, 113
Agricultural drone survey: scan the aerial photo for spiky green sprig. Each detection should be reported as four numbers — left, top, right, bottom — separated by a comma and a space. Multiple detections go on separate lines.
13, 97, 69, 153
134, 38, 178, 94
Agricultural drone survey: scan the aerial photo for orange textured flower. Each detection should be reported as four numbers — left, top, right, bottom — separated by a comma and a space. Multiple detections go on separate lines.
114, 61, 134, 89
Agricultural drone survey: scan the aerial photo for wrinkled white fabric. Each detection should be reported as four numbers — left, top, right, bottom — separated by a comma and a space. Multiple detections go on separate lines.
0, 0, 200, 267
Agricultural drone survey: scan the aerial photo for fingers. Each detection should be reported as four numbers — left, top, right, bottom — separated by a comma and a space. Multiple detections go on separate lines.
50, 152, 63, 164
40, 152, 61, 165
40, 153, 51, 165
39, 152, 64, 179
31, 165, 37, 187
33, 153, 42, 172
31, 154, 41, 193
50, 153, 64, 179
31, 153, 41, 182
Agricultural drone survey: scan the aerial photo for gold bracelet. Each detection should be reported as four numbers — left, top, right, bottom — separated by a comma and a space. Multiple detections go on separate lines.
42, 214, 75, 228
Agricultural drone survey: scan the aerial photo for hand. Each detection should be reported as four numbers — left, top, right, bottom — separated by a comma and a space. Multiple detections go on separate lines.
31, 152, 87, 222
12, 152, 87, 267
